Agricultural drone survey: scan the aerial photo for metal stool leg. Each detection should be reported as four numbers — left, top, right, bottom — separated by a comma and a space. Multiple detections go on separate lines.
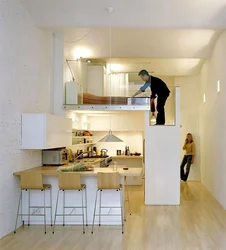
50, 188, 53, 226
21, 191, 24, 227
52, 190, 60, 234
125, 180, 131, 215
91, 190, 98, 234
81, 189, 85, 234
63, 190, 65, 226
99, 190, 102, 226
28, 190, 31, 226
14, 190, 22, 233
84, 187, 88, 226
44, 190, 46, 234
120, 189, 124, 234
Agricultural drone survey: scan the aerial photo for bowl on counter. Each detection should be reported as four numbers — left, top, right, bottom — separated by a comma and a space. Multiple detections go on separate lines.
134, 153, 141, 156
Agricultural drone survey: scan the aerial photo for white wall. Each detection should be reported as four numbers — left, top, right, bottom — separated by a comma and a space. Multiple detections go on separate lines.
94, 131, 143, 156
199, 31, 226, 209
174, 76, 201, 181
0, 1, 52, 238
87, 111, 145, 131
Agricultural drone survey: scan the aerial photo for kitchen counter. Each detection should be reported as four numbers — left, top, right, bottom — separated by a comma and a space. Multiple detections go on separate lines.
13, 165, 142, 177
111, 155, 143, 159
110, 155, 143, 185
13, 165, 142, 227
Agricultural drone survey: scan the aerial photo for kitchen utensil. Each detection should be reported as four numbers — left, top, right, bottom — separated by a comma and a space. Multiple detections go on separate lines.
116, 150, 121, 155
101, 148, 108, 157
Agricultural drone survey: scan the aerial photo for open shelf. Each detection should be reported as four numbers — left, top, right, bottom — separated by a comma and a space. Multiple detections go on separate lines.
72, 136, 94, 139
70, 143, 95, 146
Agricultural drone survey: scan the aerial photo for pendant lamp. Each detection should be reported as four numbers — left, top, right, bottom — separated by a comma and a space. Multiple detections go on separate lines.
98, 8, 123, 143
99, 130, 123, 142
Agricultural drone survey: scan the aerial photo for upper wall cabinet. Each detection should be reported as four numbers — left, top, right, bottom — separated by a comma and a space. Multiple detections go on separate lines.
21, 114, 72, 149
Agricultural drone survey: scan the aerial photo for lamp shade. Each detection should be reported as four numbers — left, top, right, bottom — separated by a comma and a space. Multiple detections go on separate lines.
98, 130, 123, 142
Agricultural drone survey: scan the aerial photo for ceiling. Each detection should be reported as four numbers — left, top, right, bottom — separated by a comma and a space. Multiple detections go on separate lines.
21, 0, 226, 76
64, 28, 221, 76
21, 0, 226, 29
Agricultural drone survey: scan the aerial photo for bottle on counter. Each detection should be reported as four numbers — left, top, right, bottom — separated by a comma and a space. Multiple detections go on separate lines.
125, 146, 127, 155
125, 146, 130, 156
127, 147, 130, 156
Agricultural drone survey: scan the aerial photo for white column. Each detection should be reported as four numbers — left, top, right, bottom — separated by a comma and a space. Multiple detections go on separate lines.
53, 33, 65, 116
144, 87, 180, 205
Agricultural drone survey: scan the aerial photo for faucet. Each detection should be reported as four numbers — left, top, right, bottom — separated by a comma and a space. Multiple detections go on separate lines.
74, 151, 88, 162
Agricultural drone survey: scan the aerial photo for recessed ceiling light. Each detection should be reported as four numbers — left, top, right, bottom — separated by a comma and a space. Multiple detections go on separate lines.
106, 6, 113, 13
217, 80, 220, 92
203, 93, 206, 103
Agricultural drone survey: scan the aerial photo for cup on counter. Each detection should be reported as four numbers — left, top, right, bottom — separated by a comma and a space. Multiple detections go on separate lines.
113, 161, 117, 171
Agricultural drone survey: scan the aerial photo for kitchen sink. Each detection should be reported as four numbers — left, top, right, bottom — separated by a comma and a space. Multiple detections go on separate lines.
82, 159, 96, 163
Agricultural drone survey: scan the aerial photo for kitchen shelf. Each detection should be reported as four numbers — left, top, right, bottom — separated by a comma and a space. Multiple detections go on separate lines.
70, 143, 95, 146
72, 136, 94, 139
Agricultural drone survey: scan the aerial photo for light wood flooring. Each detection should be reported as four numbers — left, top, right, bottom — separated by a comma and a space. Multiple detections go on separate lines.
1, 182, 226, 250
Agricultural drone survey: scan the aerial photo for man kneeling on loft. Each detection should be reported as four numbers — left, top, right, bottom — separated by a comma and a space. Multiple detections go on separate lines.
132, 69, 170, 125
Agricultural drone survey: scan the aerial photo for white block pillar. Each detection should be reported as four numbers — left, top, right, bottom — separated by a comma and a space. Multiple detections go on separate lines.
53, 32, 65, 116
144, 87, 180, 205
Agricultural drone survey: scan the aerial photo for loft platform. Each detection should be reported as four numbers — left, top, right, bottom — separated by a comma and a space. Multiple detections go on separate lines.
63, 104, 150, 111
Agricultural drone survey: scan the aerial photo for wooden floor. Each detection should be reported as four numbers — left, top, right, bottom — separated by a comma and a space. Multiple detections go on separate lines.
1, 182, 226, 250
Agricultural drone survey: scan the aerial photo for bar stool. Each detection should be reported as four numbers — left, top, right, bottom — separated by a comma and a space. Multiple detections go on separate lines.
52, 172, 87, 234
14, 172, 52, 234
91, 172, 124, 234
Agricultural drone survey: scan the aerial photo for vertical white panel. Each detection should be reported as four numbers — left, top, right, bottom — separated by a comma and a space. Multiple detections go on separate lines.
21, 114, 45, 149
145, 87, 180, 205
46, 114, 72, 148
53, 32, 65, 116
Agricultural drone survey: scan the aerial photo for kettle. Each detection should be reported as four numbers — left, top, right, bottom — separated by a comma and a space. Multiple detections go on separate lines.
101, 148, 108, 157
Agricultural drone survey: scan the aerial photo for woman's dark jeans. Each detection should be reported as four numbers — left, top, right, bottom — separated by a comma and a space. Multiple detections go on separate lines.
180, 155, 192, 181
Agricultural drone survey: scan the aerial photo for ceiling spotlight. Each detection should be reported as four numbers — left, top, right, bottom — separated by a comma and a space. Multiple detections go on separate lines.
106, 6, 113, 13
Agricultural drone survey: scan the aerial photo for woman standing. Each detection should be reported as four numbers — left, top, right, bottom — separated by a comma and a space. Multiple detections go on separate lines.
180, 133, 195, 181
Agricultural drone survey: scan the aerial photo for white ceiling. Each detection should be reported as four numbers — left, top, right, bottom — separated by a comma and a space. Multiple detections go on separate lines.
21, 0, 226, 28
21, 0, 226, 76
64, 28, 221, 76
64, 28, 221, 59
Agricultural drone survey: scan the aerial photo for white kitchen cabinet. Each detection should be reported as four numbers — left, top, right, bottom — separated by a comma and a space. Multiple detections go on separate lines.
21, 113, 72, 149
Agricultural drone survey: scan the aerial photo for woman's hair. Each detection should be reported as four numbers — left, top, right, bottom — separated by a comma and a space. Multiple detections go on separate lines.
186, 133, 193, 143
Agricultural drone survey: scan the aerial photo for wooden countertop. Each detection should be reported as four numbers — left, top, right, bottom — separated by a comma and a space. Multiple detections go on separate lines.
13, 165, 142, 177
111, 155, 143, 159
